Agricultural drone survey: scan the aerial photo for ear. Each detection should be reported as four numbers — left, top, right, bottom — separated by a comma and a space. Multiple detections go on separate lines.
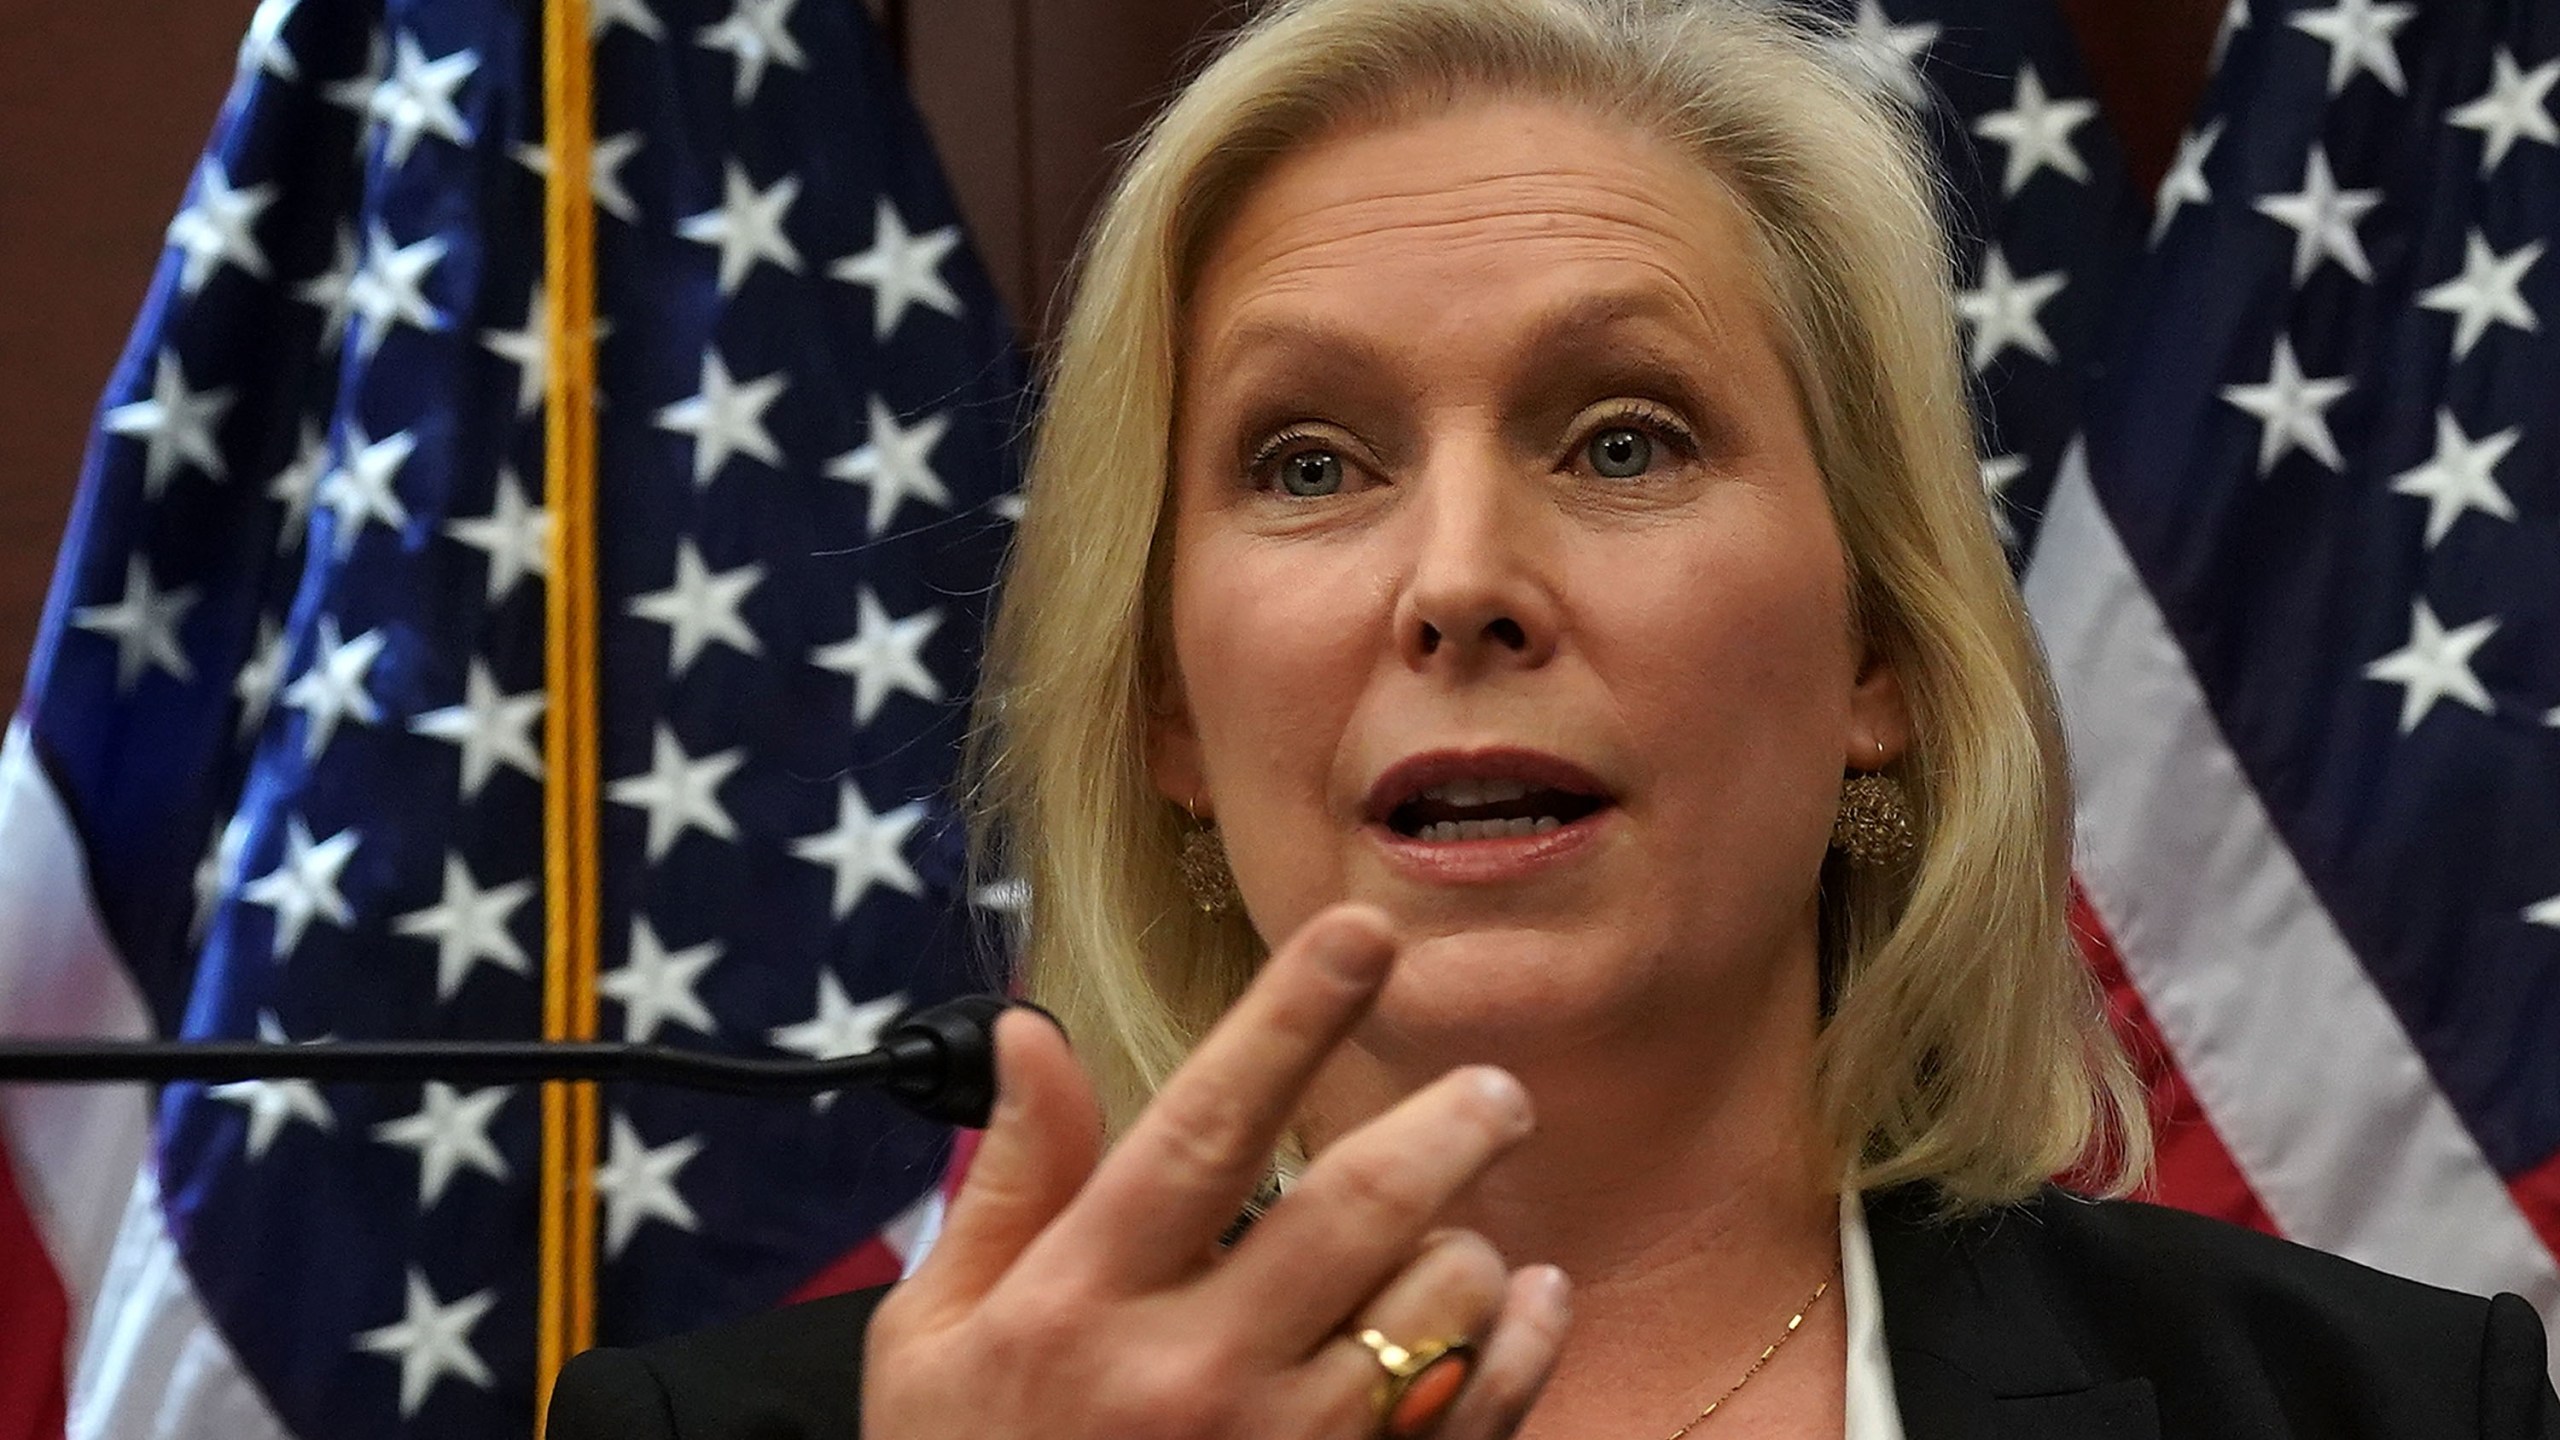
1145, 668, 1209, 818
1846, 646, 1911, 770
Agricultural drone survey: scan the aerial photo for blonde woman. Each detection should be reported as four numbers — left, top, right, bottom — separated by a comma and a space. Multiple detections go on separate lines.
551, 1, 2560, 1435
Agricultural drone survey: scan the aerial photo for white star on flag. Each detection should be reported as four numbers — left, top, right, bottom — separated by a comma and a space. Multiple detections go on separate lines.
239, 817, 360, 961
596, 1113, 705, 1258
234, 0, 301, 82
826, 398, 951, 535
267, 418, 331, 540
409, 659, 546, 799
166, 159, 275, 294
2220, 334, 2352, 475
2253, 146, 2381, 284
321, 29, 388, 142
788, 780, 927, 919
347, 222, 449, 361
1970, 65, 2098, 197
627, 540, 765, 677
73, 554, 198, 690
512, 132, 647, 225
192, 810, 254, 943
1980, 453, 2029, 545
656, 349, 788, 487
602, 917, 721, 1042
208, 1013, 335, 1160
1956, 247, 2066, 373
830, 198, 962, 340
2416, 232, 2542, 360
608, 725, 746, 862
444, 466, 552, 603
480, 286, 551, 418
2288, 0, 2415, 96
2363, 599, 2499, 734
293, 225, 361, 351
971, 876, 1029, 915
2448, 49, 2560, 175
678, 162, 804, 294
1830, 0, 1939, 107
770, 973, 908, 1109
2528, 895, 2560, 929
319, 423, 416, 556
697, 0, 808, 104
104, 350, 233, 499
814, 590, 943, 723
280, 615, 387, 760
393, 854, 535, 1001
354, 1269, 498, 1418
2212, 0, 2250, 71
592, 0, 662, 40
2152, 119, 2224, 247
234, 616, 287, 739
373, 1083, 512, 1208
2389, 411, 2519, 549
368, 32, 478, 168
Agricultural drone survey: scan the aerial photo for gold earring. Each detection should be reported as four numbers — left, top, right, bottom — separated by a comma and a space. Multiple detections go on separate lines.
1831, 742, 1916, 867
1176, 806, 1239, 913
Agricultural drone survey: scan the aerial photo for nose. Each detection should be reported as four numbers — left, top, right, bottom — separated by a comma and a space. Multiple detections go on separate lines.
1394, 459, 1560, 673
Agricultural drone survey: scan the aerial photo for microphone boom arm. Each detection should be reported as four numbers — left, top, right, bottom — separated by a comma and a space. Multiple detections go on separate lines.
0, 993, 1013, 1127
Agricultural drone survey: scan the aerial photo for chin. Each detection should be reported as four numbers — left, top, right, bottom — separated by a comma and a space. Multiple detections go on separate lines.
1355, 924, 1661, 1063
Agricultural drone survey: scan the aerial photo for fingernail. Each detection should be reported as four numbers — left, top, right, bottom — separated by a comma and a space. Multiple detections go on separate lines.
1468, 1066, 1532, 1133
1531, 1265, 1571, 1320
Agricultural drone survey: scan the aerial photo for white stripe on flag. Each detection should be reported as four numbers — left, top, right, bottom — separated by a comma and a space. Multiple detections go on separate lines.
886, 1187, 946, 1279
2025, 444, 2560, 1335
0, 722, 154, 1352
0, 721, 292, 1438
69, 1168, 291, 1440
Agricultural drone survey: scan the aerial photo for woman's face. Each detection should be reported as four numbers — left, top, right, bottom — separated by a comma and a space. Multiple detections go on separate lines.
1155, 97, 1906, 1056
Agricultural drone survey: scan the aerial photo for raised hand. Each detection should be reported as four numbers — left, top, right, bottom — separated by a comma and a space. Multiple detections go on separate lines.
863, 904, 1572, 1439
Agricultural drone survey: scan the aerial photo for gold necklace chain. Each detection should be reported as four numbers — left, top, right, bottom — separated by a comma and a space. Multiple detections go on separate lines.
1658, 1270, 1835, 1439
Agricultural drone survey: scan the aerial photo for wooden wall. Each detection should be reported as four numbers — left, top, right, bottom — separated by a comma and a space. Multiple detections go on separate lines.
0, 0, 2216, 712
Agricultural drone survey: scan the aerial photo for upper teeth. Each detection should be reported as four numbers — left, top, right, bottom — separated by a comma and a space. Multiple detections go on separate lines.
1415, 816, 1562, 842
1418, 778, 1531, 807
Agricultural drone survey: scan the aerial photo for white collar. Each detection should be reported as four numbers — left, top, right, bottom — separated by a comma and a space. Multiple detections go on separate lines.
1840, 1190, 1908, 1440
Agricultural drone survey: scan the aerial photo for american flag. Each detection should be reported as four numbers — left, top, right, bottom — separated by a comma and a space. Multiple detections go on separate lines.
0, 0, 1023, 1434
1832, 0, 2560, 1363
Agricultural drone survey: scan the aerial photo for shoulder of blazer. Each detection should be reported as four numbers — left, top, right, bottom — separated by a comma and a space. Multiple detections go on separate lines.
545, 1286, 889, 1440
1867, 1185, 2560, 1440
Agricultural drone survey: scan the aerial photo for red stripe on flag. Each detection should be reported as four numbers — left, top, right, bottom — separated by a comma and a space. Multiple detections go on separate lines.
785, 1131, 984, 1305
783, 1237, 907, 1303
0, 1142, 69, 1440
2070, 885, 2280, 1234
2502, 1147, 2560, 1272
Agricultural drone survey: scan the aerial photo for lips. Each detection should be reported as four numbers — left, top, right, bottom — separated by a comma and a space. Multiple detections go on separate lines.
1362, 748, 1617, 840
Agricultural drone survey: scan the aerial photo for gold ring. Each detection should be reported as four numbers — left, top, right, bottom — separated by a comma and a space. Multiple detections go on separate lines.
1354, 1328, 1477, 1438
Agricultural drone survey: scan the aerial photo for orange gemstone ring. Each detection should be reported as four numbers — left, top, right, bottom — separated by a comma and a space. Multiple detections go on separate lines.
1354, 1327, 1476, 1439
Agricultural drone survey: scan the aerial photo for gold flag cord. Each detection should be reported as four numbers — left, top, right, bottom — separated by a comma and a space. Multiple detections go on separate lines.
535, 0, 602, 1430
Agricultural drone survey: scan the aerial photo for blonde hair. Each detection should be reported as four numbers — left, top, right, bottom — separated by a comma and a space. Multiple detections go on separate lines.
970, 0, 2148, 1209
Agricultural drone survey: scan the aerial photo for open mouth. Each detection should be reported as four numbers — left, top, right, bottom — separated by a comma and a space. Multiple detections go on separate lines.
1385, 778, 1612, 842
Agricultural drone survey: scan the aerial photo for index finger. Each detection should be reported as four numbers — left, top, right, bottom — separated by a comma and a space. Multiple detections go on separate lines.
1037, 903, 1396, 1291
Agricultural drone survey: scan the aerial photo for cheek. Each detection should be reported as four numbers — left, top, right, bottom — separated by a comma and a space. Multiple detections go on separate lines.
1170, 534, 1384, 804
1590, 518, 1857, 805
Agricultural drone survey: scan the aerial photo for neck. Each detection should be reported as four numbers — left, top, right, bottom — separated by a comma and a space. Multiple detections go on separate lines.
1295, 971, 1846, 1434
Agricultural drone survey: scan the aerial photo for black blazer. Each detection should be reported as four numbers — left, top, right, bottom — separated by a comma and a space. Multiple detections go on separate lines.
548, 1188, 2560, 1438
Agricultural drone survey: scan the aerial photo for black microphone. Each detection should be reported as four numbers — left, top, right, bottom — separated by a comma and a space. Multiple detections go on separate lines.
0, 992, 1018, 1128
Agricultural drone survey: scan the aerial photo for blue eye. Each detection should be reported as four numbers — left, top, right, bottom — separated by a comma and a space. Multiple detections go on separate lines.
1587, 426, 1653, 479
1277, 449, 1345, 496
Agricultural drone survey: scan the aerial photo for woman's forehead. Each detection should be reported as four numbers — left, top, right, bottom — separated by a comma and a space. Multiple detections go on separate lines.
1186, 97, 1776, 373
